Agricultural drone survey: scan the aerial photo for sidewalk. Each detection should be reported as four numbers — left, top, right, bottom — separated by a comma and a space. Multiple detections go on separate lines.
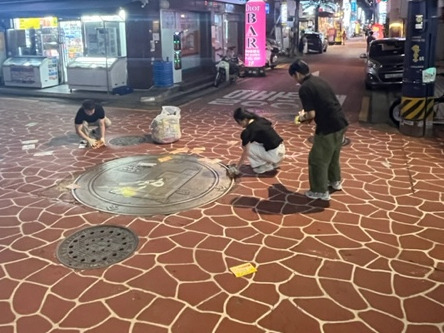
0, 68, 215, 109
0, 89, 443, 332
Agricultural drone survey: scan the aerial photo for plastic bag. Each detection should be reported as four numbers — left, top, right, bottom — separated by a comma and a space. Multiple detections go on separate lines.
150, 106, 181, 144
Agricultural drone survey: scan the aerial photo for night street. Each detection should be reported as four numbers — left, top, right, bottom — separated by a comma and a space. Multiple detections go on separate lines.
1, 38, 444, 333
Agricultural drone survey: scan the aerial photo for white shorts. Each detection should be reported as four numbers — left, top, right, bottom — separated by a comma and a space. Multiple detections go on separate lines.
247, 142, 285, 168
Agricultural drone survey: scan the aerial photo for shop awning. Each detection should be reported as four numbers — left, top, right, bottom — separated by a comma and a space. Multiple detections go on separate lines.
0, 0, 136, 19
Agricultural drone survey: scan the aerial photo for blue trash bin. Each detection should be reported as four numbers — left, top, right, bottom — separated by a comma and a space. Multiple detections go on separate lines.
153, 61, 173, 87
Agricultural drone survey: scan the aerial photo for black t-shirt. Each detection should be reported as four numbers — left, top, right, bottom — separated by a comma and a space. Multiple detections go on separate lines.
298, 75, 348, 135
74, 105, 106, 125
241, 117, 283, 151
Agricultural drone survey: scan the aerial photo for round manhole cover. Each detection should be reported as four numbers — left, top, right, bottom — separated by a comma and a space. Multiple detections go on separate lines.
109, 135, 151, 146
56, 225, 138, 269
308, 136, 351, 146
72, 154, 234, 215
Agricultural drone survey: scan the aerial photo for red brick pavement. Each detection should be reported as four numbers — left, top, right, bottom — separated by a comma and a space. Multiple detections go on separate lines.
0, 95, 444, 333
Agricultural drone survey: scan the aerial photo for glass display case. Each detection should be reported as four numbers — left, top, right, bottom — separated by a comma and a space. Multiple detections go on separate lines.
2, 56, 58, 88
66, 56, 127, 92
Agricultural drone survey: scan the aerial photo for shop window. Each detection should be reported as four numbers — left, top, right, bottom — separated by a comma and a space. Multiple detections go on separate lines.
176, 12, 200, 56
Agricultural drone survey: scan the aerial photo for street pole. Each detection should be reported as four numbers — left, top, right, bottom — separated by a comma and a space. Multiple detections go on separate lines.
399, 0, 438, 137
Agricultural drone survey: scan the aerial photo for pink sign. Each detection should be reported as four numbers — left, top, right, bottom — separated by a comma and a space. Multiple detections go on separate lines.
244, 0, 266, 67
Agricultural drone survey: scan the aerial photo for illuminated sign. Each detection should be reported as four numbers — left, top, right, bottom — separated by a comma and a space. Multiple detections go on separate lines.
214, 0, 247, 4
17, 17, 58, 29
244, 0, 266, 67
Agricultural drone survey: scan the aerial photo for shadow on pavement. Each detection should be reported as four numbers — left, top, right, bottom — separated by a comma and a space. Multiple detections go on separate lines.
231, 183, 329, 214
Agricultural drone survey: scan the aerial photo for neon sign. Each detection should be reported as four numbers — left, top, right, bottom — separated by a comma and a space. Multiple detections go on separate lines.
244, 0, 266, 67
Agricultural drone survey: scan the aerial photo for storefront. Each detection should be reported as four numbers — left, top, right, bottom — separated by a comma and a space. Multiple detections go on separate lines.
122, 0, 244, 89
0, 0, 246, 91
159, 0, 245, 75
4, 14, 127, 91
0, 0, 130, 91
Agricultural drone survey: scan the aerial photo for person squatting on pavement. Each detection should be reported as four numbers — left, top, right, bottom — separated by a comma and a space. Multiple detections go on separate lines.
74, 99, 112, 148
289, 59, 349, 201
232, 107, 285, 175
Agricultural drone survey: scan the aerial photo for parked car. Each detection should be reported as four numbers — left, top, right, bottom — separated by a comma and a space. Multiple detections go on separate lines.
304, 32, 328, 54
365, 38, 406, 89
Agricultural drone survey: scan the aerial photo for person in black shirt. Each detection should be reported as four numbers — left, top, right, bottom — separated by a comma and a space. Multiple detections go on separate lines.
366, 31, 375, 53
74, 99, 111, 148
289, 59, 348, 201
233, 107, 285, 174
298, 30, 306, 55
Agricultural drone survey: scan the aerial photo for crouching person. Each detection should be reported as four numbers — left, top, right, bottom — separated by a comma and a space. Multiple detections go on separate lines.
233, 107, 285, 174
74, 99, 111, 148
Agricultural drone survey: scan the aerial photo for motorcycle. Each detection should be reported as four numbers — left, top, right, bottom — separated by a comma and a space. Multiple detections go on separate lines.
214, 48, 244, 87
266, 39, 280, 69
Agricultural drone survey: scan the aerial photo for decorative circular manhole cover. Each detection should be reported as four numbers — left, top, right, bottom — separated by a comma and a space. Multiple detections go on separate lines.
308, 136, 351, 146
109, 135, 151, 146
56, 225, 138, 269
72, 154, 234, 215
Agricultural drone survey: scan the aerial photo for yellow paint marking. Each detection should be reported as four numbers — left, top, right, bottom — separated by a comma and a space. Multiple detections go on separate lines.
359, 96, 370, 122
120, 187, 137, 197
158, 156, 172, 162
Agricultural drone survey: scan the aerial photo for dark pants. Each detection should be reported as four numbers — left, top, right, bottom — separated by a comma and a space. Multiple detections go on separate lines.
308, 128, 347, 192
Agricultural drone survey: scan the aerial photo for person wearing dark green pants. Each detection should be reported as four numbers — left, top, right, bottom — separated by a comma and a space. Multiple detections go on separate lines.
289, 59, 349, 201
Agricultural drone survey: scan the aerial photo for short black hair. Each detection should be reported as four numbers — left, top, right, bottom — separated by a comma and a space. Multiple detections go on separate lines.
81, 99, 96, 110
288, 59, 310, 76
233, 107, 259, 123
369, 31, 374, 35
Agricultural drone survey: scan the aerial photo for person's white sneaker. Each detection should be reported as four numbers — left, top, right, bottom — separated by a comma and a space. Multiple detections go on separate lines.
329, 181, 342, 191
305, 190, 331, 201
253, 163, 275, 174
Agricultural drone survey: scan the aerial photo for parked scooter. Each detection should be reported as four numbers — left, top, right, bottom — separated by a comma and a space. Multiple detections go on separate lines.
214, 46, 245, 87
266, 39, 279, 69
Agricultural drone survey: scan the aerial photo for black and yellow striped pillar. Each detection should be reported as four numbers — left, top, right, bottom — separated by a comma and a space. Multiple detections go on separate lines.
400, 95, 435, 120
399, 95, 435, 137
399, 0, 438, 137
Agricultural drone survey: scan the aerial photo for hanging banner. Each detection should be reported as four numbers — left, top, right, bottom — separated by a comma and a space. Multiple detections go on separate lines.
244, 0, 266, 68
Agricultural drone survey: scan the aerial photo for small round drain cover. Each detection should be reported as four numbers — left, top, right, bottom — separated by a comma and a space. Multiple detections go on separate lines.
109, 135, 151, 146
57, 225, 138, 269
308, 136, 351, 146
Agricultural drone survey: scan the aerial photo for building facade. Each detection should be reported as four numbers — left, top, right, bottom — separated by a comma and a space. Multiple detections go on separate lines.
0, 0, 246, 90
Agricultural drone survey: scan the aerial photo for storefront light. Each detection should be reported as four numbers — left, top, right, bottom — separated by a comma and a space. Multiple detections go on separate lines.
82, 15, 123, 22
118, 9, 126, 21
82, 15, 102, 22
281, 2, 288, 24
